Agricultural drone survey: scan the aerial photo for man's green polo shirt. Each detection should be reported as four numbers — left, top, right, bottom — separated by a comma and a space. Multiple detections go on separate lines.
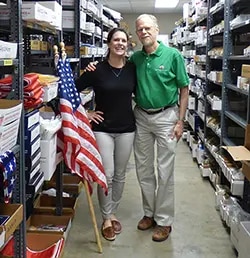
130, 41, 189, 109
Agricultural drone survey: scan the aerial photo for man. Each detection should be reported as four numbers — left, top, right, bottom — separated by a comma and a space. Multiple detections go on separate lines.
130, 14, 189, 242
85, 14, 189, 242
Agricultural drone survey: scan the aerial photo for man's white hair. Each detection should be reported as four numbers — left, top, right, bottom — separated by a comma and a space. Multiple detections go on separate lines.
136, 14, 159, 28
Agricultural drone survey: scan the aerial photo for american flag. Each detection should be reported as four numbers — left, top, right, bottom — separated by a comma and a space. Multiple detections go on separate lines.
0, 150, 16, 203
56, 58, 107, 193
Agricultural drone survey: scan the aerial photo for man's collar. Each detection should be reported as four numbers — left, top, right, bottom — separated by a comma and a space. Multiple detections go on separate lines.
142, 41, 164, 56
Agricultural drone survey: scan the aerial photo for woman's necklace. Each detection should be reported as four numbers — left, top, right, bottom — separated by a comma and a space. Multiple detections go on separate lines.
109, 65, 123, 78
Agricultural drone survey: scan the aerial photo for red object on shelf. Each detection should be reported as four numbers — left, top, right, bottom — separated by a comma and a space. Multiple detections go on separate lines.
0, 235, 64, 258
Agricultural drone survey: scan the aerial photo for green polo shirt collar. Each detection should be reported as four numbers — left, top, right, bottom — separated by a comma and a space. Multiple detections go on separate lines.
141, 41, 164, 57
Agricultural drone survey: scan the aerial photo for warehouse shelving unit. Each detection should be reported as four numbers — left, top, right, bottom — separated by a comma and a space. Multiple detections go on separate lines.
0, 0, 26, 257
172, 0, 250, 221
0, 1, 120, 257
171, 0, 250, 253
221, 0, 250, 213
203, 0, 224, 184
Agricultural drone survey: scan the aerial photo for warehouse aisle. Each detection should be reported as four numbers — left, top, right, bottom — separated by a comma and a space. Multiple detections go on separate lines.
63, 140, 237, 258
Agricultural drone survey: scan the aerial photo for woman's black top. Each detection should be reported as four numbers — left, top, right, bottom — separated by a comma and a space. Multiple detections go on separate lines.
75, 60, 136, 133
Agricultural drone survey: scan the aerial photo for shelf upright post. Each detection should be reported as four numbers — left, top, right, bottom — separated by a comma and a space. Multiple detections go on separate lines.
58, 0, 63, 43
10, 0, 26, 257
55, 0, 63, 216
221, 0, 233, 145
204, 0, 213, 141
75, 0, 81, 77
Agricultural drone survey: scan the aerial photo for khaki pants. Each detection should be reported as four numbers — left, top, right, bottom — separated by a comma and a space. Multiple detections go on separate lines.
134, 105, 178, 226
94, 131, 135, 220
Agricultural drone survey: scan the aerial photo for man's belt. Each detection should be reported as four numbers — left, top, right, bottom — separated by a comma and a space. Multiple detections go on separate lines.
139, 105, 175, 115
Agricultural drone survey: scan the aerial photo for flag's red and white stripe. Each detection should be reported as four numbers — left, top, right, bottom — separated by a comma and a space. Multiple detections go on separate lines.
57, 96, 107, 193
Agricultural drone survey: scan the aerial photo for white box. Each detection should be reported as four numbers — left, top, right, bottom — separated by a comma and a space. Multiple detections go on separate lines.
230, 179, 244, 197
197, 147, 204, 164
40, 134, 57, 180
239, 221, 250, 258
188, 96, 196, 110
200, 166, 211, 177
192, 142, 197, 158
43, 82, 58, 102
197, 99, 205, 113
0, 119, 20, 146
38, 1, 62, 30
62, 10, 74, 29
62, 0, 74, 5
0, 136, 17, 154
25, 109, 40, 129
22, 2, 51, 24
0, 100, 22, 127
231, 220, 240, 251
211, 99, 222, 110
0, 8, 10, 20
25, 136, 40, 156
0, 40, 17, 59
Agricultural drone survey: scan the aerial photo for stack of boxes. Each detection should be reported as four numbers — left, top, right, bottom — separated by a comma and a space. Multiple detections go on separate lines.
24, 109, 44, 217
0, 100, 22, 154
237, 64, 250, 91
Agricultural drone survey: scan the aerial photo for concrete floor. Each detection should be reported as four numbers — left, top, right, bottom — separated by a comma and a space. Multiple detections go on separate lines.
63, 140, 237, 258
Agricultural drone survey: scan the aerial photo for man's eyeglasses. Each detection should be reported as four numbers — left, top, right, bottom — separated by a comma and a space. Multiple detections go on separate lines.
136, 27, 153, 33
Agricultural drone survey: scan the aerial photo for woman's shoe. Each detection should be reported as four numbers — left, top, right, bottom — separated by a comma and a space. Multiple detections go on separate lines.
101, 223, 116, 241
111, 220, 122, 234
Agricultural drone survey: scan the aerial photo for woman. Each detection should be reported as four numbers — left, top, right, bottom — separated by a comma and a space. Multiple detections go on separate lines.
75, 28, 137, 241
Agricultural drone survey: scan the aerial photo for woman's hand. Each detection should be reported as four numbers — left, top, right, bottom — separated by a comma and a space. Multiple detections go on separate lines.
87, 110, 104, 124
85, 61, 98, 72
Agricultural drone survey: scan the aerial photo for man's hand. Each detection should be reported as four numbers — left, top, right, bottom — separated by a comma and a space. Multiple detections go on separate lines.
172, 120, 184, 141
87, 110, 104, 124
85, 61, 98, 72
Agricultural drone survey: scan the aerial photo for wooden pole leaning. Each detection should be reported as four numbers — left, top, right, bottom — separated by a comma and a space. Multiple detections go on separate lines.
83, 180, 103, 253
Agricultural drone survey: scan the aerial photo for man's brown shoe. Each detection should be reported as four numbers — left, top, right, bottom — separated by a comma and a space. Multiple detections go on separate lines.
152, 225, 172, 242
137, 216, 156, 230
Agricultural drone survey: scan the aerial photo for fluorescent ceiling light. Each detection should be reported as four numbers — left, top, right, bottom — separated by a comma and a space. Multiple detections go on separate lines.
155, 0, 179, 8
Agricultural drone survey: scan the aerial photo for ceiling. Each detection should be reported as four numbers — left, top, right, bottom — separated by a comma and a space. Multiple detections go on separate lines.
101, 0, 190, 14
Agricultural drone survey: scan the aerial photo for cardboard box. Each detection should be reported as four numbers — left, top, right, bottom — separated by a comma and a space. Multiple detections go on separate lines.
0, 100, 22, 127
33, 194, 77, 216
25, 122, 40, 148
0, 119, 20, 148
26, 232, 64, 257
40, 134, 57, 180
238, 221, 250, 258
44, 173, 83, 196
24, 109, 40, 130
0, 40, 17, 59
40, 41, 48, 51
222, 124, 250, 180
230, 219, 240, 251
26, 171, 44, 196
25, 135, 40, 156
22, 2, 51, 24
28, 161, 41, 183
0, 204, 23, 243
241, 64, 250, 78
37, 1, 62, 29
30, 40, 40, 51
25, 148, 41, 172
0, 232, 65, 257
43, 82, 58, 102
26, 214, 72, 238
